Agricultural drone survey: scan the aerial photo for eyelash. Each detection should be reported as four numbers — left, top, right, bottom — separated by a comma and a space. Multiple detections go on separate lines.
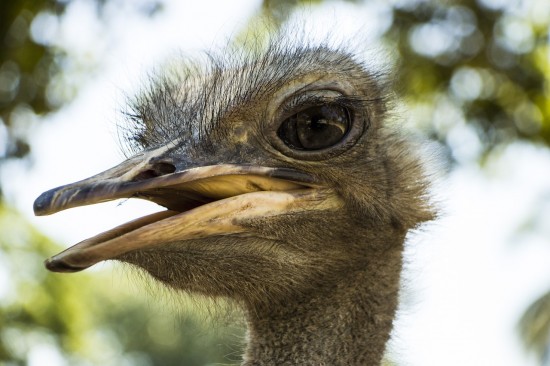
280, 94, 364, 120
279, 94, 365, 127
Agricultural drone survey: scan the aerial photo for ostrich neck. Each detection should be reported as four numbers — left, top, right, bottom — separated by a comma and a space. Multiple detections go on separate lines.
242, 245, 403, 366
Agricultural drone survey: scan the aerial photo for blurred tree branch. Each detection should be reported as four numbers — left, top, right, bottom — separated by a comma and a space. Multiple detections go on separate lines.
520, 291, 550, 365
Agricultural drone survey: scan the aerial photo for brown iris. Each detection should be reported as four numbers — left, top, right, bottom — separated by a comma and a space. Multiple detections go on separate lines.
277, 104, 350, 150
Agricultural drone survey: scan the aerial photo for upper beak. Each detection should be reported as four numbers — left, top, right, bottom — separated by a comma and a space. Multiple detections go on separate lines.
34, 148, 342, 273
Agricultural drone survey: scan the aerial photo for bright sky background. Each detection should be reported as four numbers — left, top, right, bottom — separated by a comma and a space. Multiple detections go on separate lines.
2, 0, 550, 365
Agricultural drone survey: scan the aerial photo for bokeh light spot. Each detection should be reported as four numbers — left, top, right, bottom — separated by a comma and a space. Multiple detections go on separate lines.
451, 67, 483, 101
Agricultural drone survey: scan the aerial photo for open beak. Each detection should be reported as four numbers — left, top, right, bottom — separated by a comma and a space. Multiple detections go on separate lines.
34, 149, 341, 273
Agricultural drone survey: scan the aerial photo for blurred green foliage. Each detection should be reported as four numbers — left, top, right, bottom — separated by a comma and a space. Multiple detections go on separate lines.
0, 0, 66, 162
0, 204, 242, 365
389, 0, 549, 161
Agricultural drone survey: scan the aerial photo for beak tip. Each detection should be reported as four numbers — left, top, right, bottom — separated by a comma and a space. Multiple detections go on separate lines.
44, 257, 86, 273
34, 190, 54, 216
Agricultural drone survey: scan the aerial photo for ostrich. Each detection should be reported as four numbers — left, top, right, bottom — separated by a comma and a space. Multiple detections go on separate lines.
33, 39, 434, 365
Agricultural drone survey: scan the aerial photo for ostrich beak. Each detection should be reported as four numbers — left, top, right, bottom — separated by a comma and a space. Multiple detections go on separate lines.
33, 147, 341, 273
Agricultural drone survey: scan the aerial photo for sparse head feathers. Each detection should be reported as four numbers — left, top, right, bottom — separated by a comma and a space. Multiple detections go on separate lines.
120, 36, 389, 153
119, 35, 432, 232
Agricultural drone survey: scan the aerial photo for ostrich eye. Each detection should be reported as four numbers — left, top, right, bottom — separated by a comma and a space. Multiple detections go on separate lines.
277, 105, 350, 150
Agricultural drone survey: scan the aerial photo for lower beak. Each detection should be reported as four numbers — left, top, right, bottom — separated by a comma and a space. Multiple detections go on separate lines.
34, 159, 341, 273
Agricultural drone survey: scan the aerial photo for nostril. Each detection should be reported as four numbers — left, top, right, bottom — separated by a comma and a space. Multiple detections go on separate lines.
133, 162, 176, 182
133, 170, 159, 181
155, 162, 176, 175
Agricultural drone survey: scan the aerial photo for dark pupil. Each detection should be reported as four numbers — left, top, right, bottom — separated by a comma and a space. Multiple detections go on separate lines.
278, 105, 350, 150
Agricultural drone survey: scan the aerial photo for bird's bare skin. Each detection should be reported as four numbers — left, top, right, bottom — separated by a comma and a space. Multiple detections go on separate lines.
34, 39, 433, 365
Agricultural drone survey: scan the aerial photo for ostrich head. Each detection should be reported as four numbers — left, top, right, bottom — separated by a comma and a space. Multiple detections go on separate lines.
34, 40, 433, 365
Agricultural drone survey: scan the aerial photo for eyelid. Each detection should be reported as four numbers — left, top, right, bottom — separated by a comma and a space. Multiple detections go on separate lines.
279, 90, 343, 120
